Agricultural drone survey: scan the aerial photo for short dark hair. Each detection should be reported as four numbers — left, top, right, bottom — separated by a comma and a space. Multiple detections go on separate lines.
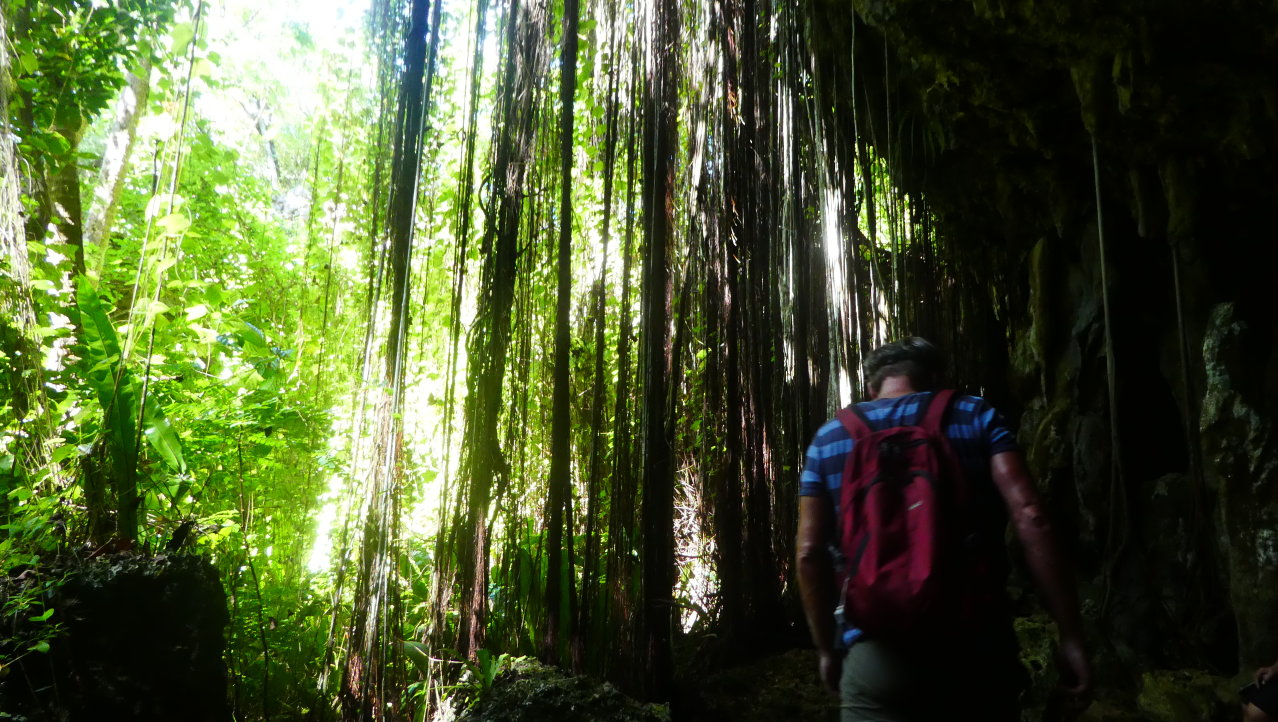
863, 337, 944, 394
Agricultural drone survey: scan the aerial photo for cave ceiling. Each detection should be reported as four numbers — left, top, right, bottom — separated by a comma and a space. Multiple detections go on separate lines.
810, 0, 1278, 286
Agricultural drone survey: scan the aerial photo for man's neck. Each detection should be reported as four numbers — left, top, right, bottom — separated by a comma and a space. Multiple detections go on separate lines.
874, 376, 919, 399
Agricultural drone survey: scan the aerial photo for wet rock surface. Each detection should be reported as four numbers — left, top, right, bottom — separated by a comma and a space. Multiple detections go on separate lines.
0, 553, 230, 722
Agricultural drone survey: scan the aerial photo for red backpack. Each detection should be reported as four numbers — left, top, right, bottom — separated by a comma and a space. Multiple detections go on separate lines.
834, 389, 980, 638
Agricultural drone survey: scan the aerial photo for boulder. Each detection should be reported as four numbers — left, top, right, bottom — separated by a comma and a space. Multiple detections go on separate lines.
0, 553, 230, 721
459, 657, 669, 722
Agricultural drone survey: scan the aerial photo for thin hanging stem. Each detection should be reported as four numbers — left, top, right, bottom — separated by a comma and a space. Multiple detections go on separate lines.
1092, 135, 1127, 615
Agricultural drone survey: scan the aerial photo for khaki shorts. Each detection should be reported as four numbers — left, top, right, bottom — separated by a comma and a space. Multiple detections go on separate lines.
839, 634, 1026, 722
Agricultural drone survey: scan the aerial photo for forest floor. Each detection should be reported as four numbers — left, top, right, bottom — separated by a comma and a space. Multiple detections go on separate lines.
0, 555, 1248, 722
460, 632, 1250, 722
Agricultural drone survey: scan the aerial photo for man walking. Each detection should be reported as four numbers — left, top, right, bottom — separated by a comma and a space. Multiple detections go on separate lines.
796, 337, 1090, 720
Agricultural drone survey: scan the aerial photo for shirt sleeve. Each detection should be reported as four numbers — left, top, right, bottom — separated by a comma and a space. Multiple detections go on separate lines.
800, 442, 826, 498
976, 398, 1020, 456
799, 418, 852, 502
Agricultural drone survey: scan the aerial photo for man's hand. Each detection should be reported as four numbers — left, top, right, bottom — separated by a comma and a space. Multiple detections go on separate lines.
1057, 634, 1091, 697
1255, 661, 1278, 685
991, 452, 1092, 702
819, 650, 842, 696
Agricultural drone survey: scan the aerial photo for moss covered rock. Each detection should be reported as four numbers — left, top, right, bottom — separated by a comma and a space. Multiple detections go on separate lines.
1136, 669, 1238, 722
459, 658, 669, 722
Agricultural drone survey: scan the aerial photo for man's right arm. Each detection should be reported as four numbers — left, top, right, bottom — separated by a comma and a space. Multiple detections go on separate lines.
989, 450, 1091, 696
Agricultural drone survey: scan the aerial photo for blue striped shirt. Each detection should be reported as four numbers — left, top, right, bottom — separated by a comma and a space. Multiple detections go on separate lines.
800, 391, 1019, 512
800, 391, 1019, 646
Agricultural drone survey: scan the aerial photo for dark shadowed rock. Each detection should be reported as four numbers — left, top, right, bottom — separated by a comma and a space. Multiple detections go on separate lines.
0, 553, 230, 722
1201, 303, 1278, 666
694, 649, 839, 721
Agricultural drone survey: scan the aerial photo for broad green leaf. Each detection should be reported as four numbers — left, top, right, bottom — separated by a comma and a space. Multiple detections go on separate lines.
145, 193, 185, 220
204, 285, 224, 306
30, 131, 71, 158
154, 256, 178, 277
29, 641, 50, 654
185, 304, 209, 321
156, 213, 191, 235
170, 22, 195, 55
190, 325, 219, 344
402, 641, 431, 672
141, 299, 172, 318
235, 320, 269, 352
141, 394, 187, 473
191, 58, 216, 79
29, 608, 54, 623
74, 277, 139, 489
49, 445, 79, 464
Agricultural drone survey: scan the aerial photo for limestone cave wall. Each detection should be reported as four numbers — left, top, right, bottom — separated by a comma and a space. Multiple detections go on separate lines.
807, 0, 1278, 692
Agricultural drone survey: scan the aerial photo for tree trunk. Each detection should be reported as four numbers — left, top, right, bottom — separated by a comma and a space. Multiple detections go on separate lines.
544, 0, 580, 665
85, 58, 152, 278
606, 62, 641, 687
45, 118, 87, 279
455, 0, 547, 660
639, 0, 679, 701
341, 0, 436, 716
0, 6, 50, 506
580, 0, 622, 670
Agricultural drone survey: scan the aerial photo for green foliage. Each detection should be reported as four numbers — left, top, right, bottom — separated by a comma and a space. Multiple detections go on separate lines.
3, 0, 177, 168
4, 0, 368, 714
73, 277, 186, 477
1, 0, 892, 715
68, 276, 188, 540
0, 558, 65, 671
467, 648, 514, 696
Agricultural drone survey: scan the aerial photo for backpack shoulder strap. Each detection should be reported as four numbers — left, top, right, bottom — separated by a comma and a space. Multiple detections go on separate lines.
835, 404, 873, 440
918, 389, 956, 435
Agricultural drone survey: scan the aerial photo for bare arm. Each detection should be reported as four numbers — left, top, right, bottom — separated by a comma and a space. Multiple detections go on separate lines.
796, 495, 841, 692
990, 450, 1090, 693
797, 495, 836, 651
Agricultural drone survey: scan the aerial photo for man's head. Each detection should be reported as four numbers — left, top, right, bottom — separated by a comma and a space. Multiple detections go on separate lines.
863, 337, 944, 397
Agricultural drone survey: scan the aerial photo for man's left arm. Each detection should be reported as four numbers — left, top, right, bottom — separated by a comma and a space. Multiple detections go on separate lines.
797, 494, 839, 694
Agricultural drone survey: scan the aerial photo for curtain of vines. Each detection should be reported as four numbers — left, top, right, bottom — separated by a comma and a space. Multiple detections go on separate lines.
4, 0, 1030, 715
337, 0, 443, 718
375, 0, 1010, 709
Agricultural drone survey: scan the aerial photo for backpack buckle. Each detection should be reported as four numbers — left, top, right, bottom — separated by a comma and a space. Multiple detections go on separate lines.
834, 576, 850, 626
